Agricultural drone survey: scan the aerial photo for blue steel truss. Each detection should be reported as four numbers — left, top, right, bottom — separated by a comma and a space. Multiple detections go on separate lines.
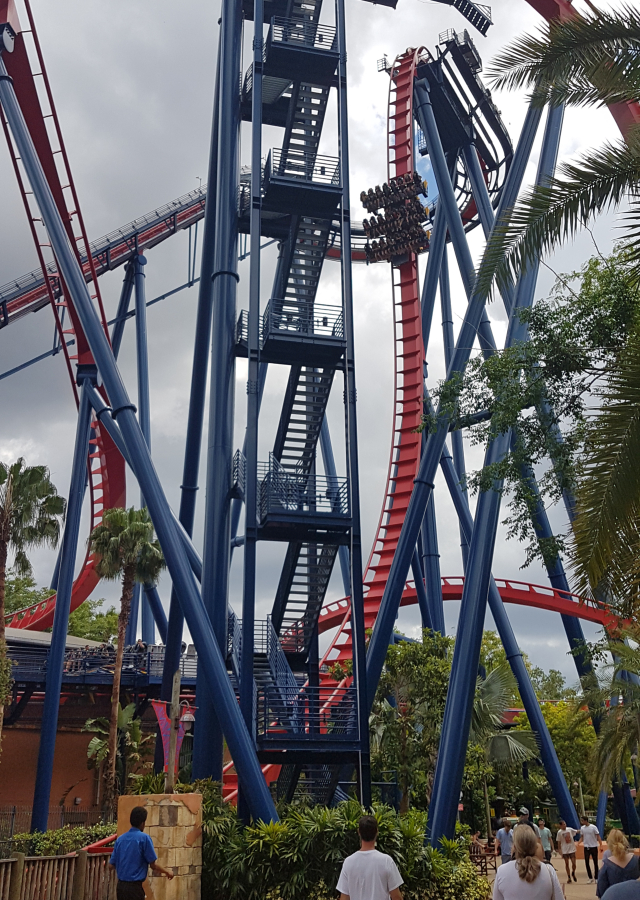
0, 0, 625, 842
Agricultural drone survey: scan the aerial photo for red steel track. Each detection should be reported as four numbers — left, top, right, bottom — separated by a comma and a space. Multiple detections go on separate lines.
3, 2, 125, 631
317, 0, 640, 671
6, 0, 640, 648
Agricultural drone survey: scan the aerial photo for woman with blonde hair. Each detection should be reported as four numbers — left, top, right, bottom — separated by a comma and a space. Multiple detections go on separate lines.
597, 829, 640, 897
493, 825, 564, 899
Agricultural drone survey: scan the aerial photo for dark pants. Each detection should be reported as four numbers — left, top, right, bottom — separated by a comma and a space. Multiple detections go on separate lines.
544, 850, 552, 862
584, 846, 599, 879
117, 881, 145, 900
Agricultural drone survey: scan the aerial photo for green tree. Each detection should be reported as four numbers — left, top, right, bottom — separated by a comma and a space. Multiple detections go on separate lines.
473, 5, 640, 610
3, 573, 54, 614
370, 634, 535, 818
67, 599, 118, 644
578, 639, 640, 791
469, 666, 537, 837
88, 507, 164, 809
515, 701, 597, 806
528, 666, 575, 702
480, 631, 574, 703
84, 702, 153, 797
370, 630, 453, 812
0, 459, 65, 750
424, 249, 640, 579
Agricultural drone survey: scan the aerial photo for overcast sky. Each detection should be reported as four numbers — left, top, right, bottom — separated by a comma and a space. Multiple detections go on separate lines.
0, 0, 629, 684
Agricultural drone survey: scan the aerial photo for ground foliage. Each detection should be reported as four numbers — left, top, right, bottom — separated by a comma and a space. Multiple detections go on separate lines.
9, 823, 114, 857
422, 248, 640, 576
197, 784, 490, 900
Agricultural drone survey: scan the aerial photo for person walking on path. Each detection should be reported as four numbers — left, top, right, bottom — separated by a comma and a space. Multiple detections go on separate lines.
492, 825, 564, 899
556, 819, 578, 884
579, 816, 603, 883
495, 820, 514, 865
515, 807, 541, 838
337, 815, 403, 900
538, 819, 553, 863
597, 830, 640, 898
109, 806, 174, 900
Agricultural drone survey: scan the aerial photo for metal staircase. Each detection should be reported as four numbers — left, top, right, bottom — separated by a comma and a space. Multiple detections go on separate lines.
273, 366, 335, 474
232, 0, 360, 805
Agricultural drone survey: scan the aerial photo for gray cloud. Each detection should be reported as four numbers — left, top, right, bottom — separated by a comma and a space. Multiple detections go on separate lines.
0, 0, 628, 681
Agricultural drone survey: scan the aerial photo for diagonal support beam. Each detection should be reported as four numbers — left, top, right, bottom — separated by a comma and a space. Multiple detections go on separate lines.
0, 50, 277, 824
365, 82, 543, 705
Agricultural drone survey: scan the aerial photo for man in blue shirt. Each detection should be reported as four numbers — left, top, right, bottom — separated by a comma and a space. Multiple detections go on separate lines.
109, 806, 174, 900
495, 819, 514, 865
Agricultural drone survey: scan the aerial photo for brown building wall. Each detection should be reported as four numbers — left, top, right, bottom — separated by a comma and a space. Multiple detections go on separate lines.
0, 729, 98, 809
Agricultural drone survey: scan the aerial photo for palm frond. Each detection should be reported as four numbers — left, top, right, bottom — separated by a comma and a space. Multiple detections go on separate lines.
570, 327, 640, 603
476, 138, 640, 299
485, 731, 538, 771
470, 665, 515, 741
487, 4, 640, 103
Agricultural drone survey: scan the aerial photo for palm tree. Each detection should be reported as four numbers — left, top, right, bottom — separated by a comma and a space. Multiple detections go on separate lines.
84, 702, 154, 803
470, 666, 538, 838
0, 459, 65, 748
88, 507, 164, 808
479, 4, 640, 295
579, 639, 640, 791
474, 5, 640, 611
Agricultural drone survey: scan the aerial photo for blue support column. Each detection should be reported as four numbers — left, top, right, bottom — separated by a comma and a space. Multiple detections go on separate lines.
438, 441, 579, 830
596, 789, 608, 838
238, 0, 264, 821
410, 547, 433, 631
0, 50, 277, 824
418, 204, 447, 634
366, 82, 543, 704
426, 102, 572, 844
134, 252, 155, 645
159, 42, 221, 720
336, 0, 370, 805
143, 583, 168, 644
439, 247, 469, 569
320, 416, 350, 596
428, 428, 512, 843
111, 261, 135, 359
420, 490, 444, 634
193, 0, 242, 780
31, 377, 94, 832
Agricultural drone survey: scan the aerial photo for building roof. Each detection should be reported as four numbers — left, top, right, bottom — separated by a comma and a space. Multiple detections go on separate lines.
5, 626, 103, 649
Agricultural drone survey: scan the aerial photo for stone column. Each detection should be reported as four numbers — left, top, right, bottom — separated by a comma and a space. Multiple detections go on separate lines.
116, 794, 202, 900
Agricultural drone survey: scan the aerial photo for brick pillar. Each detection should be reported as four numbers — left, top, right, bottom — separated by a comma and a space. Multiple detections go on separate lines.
117, 794, 203, 900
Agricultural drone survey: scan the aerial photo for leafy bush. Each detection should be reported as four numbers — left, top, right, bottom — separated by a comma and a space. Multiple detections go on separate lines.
11, 823, 115, 857
198, 791, 490, 900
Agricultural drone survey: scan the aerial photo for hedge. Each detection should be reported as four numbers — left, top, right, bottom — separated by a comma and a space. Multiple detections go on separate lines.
10, 823, 115, 857
195, 783, 490, 900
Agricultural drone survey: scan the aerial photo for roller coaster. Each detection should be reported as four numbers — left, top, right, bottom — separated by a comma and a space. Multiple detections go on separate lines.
1, 0, 639, 842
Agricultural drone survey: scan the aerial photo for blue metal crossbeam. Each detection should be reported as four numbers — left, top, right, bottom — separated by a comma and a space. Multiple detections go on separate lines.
431, 0, 492, 34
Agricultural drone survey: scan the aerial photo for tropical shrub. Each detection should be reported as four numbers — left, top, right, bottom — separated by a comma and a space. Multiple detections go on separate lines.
10, 823, 115, 857
197, 791, 490, 900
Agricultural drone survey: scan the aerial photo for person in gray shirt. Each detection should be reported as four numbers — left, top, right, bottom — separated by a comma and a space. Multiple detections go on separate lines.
495, 820, 514, 865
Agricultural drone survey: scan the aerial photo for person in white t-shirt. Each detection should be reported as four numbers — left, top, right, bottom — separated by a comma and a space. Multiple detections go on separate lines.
556, 819, 578, 884
578, 816, 602, 883
337, 816, 403, 900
